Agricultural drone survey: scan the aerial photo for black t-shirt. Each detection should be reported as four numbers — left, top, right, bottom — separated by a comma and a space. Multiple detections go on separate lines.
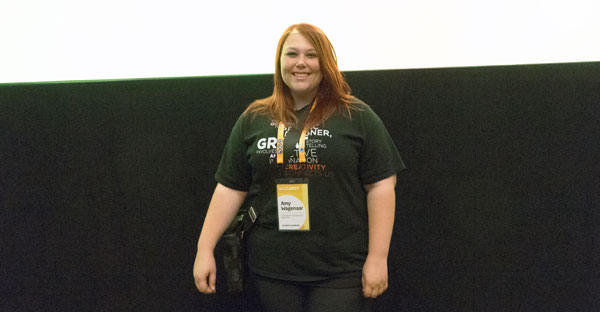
215, 98, 405, 281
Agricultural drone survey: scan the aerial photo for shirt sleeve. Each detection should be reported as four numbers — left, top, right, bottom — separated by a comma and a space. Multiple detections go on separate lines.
214, 114, 253, 191
358, 105, 406, 185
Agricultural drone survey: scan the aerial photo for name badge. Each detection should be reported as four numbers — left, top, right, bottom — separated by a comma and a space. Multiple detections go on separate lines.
276, 179, 310, 231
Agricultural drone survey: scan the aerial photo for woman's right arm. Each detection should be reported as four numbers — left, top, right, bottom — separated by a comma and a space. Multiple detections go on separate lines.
193, 183, 248, 294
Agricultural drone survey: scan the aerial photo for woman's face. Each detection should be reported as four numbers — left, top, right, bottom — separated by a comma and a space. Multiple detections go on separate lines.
280, 31, 323, 101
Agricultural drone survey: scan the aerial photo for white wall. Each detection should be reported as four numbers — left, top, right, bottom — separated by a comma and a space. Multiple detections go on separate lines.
1, 0, 598, 83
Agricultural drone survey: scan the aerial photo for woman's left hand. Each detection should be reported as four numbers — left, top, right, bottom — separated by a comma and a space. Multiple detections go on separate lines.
361, 254, 388, 298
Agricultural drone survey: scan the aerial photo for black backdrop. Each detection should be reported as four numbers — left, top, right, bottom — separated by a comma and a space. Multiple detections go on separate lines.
1, 62, 599, 311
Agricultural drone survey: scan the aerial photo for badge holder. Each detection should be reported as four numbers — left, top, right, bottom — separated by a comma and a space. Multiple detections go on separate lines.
276, 178, 310, 231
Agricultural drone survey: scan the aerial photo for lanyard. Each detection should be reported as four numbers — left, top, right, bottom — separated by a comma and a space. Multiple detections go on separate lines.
276, 101, 316, 165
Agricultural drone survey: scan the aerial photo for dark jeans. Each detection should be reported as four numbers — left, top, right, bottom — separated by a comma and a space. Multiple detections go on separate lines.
251, 273, 373, 312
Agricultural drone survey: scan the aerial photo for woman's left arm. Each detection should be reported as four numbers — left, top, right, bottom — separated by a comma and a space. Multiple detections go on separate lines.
362, 174, 397, 298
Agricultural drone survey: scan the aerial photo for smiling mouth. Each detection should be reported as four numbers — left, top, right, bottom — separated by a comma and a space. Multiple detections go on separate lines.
293, 73, 310, 78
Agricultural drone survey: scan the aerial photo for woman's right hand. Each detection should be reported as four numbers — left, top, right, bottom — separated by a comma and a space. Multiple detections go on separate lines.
193, 250, 217, 294
193, 183, 248, 294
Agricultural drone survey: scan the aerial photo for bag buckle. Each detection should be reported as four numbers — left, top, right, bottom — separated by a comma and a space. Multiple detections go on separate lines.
248, 206, 257, 223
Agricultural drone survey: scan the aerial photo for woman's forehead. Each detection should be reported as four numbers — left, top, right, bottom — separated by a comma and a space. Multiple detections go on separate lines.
283, 32, 314, 49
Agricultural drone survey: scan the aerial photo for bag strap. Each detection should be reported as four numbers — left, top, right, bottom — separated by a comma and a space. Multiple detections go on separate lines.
239, 203, 259, 239
224, 197, 262, 239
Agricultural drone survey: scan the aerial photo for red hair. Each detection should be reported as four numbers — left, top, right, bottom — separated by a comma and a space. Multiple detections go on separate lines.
245, 23, 356, 130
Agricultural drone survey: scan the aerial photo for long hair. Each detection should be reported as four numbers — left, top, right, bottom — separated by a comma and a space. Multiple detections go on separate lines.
244, 23, 355, 130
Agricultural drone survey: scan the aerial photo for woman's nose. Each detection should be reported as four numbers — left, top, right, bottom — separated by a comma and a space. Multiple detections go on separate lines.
295, 56, 306, 67
295, 62, 306, 68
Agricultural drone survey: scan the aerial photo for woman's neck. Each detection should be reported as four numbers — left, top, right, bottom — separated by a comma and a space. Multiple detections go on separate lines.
292, 94, 316, 111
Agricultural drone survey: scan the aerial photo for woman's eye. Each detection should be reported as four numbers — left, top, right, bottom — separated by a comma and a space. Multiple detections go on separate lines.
286, 52, 298, 57
307, 53, 317, 58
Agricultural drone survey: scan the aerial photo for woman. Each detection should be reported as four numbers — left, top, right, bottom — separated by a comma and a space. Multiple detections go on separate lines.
193, 23, 405, 312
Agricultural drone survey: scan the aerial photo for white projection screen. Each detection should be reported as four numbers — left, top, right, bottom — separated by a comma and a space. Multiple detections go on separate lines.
1, 0, 598, 83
